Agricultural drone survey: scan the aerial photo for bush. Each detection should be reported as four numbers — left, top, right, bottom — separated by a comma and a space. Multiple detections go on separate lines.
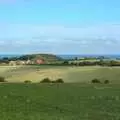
55, 78, 64, 83
24, 80, 32, 83
40, 78, 51, 83
104, 80, 109, 84
0, 76, 6, 82
51, 81, 56, 83
91, 78, 101, 84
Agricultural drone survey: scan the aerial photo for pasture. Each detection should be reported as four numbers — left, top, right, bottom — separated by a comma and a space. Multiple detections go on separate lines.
0, 65, 120, 119
0, 83, 120, 120
0, 65, 120, 83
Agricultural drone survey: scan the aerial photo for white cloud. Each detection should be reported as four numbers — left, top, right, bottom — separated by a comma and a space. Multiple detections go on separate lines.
0, 23, 120, 54
0, 40, 6, 45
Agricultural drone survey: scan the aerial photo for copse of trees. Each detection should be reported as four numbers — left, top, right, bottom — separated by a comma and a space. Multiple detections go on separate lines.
55, 78, 64, 83
40, 78, 51, 83
40, 78, 64, 83
91, 78, 110, 84
62, 59, 120, 67
0, 59, 9, 64
91, 79, 101, 83
24, 80, 32, 83
104, 80, 109, 84
0, 76, 6, 82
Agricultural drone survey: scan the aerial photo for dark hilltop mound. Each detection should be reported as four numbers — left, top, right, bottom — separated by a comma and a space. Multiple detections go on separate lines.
18, 53, 63, 62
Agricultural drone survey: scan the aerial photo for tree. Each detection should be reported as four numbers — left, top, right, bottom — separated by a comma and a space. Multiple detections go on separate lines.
63, 60, 69, 65
2, 57, 9, 60
74, 57, 78, 60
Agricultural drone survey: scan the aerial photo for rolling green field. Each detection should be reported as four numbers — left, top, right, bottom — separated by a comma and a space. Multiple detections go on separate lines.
0, 66, 120, 119
0, 65, 120, 83
0, 83, 120, 120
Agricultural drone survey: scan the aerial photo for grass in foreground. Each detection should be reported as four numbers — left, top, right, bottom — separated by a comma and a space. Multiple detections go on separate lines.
0, 83, 120, 120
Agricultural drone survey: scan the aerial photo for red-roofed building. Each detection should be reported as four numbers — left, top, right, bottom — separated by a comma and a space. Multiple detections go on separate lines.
36, 58, 45, 64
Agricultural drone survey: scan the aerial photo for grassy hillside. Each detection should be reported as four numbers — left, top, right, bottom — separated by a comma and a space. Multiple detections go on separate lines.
0, 83, 120, 120
18, 54, 63, 62
0, 66, 120, 83
0, 66, 120, 119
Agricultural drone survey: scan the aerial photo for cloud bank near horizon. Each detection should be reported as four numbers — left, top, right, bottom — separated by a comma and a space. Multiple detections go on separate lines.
0, 23, 120, 54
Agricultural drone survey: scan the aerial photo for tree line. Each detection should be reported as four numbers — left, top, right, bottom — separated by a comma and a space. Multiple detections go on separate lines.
63, 60, 120, 66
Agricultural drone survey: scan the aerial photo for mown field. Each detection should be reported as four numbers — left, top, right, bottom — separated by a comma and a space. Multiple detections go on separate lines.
0, 83, 120, 120
0, 65, 120, 83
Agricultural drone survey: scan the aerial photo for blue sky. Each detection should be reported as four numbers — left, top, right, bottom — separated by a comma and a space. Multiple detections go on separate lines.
0, 0, 120, 54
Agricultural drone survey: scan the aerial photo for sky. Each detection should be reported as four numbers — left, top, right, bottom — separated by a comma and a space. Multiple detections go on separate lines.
0, 0, 120, 54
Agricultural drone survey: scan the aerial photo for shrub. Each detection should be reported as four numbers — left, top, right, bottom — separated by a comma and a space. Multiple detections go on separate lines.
51, 81, 56, 83
104, 80, 109, 84
55, 78, 64, 83
0, 76, 6, 82
91, 78, 101, 84
24, 80, 32, 83
40, 78, 51, 83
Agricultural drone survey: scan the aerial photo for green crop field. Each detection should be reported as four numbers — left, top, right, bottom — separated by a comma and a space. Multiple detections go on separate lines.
0, 83, 120, 120
0, 66, 120, 119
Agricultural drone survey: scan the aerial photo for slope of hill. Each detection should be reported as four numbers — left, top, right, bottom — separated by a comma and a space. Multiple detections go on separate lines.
18, 54, 63, 62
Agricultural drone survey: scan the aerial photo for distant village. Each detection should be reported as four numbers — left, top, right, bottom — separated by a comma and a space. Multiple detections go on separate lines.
9, 58, 45, 66
0, 54, 63, 66
1, 54, 120, 66
0, 57, 45, 66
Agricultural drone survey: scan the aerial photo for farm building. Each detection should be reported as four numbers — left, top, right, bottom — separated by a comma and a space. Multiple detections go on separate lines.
9, 60, 26, 66
26, 60, 31, 64
18, 61, 26, 65
36, 58, 45, 64
9, 61, 16, 66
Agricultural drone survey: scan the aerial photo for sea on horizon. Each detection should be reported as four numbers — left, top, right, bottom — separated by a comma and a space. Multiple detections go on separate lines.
0, 54, 120, 60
